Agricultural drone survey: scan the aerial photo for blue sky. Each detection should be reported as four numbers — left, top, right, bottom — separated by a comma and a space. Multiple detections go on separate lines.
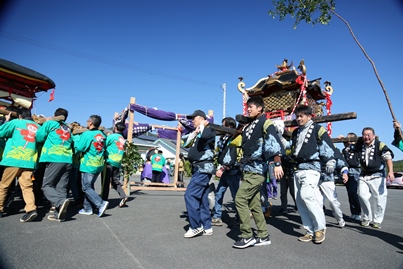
1, 0, 403, 160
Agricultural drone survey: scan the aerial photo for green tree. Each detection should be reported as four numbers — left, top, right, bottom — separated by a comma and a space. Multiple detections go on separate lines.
120, 141, 143, 177
268, 0, 402, 139
184, 158, 192, 177
268, 0, 335, 28
393, 160, 403, 172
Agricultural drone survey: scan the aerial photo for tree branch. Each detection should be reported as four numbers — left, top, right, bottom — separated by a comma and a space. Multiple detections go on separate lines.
330, 9, 403, 140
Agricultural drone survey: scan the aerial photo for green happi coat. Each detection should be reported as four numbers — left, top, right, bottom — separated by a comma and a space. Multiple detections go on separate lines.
0, 136, 6, 161
151, 153, 165, 172
36, 120, 73, 164
105, 133, 125, 168
73, 129, 106, 174
0, 119, 40, 169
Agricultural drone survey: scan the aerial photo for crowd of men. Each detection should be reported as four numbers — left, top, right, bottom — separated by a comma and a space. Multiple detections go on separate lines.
182, 97, 398, 249
0, 101, 400, 250
0, 107, 128, 222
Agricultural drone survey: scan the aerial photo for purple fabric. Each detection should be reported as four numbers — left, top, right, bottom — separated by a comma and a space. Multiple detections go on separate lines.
122, 123, 152, 139
157, 129, 178, 140
130, 104, 183, 121
179, 118, 194, 133
142, 162, 169, 183
207, 116, 214, 124
161, 166, 170, 183
141, 162, 152, 180
121, 104, 214, 140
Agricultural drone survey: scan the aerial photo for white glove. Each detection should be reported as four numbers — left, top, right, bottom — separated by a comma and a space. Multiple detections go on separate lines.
326, 160, 336, 174
272, 120, 285, 135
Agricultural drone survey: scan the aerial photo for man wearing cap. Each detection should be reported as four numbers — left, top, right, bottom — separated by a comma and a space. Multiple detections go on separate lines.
182, 110, 216, 238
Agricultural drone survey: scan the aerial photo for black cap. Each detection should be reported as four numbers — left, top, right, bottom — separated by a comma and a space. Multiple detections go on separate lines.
186, 110, 206, 119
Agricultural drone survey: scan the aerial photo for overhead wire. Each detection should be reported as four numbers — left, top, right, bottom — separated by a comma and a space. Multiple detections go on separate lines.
1, 31, 225, 115
0, 31, 222, 88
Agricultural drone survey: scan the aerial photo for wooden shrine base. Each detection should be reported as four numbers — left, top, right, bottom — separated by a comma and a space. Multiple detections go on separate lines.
130, 181, 187, 192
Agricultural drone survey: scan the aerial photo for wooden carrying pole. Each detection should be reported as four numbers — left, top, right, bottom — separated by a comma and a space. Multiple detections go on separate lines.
210, 111, 357, 135
0, 108, 17, 117
283, 112, 357, 127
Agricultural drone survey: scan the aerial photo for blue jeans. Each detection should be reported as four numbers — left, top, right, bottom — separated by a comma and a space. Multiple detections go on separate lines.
184, 172, 212, 229
212, 171, 240, 219
82, 172, 103, 211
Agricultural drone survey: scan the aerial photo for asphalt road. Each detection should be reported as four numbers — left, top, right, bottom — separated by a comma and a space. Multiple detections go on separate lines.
0, 177, 402, 269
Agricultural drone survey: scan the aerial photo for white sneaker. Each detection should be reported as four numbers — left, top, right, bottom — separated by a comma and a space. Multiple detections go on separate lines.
184, 227, 204, 238
338, 219, 346, 228
203, 228, 213, 236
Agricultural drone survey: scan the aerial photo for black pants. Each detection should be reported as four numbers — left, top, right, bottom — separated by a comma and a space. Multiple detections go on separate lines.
69, 167, 84, 206
101, 164, 126, 200
41, 162, 72, 208
178, 171, 184, 187
345, 173, 361, 215
152, 170, 162, 183
280, 174, 296, 210
33, 163, 46, 206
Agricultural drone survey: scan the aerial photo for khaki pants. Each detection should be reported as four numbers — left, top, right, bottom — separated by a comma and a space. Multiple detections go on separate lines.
235, 172, 268, 238
0, 167, 36, 213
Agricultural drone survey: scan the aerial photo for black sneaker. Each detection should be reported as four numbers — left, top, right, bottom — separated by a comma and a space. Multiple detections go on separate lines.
57, 199, 70, 220
255, 236, 271, 246
47, 214, 61, 222
20, 210, 38, 222
0, 211, 3, 218
233, 237, 256, 249
289, 207, 297, 213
